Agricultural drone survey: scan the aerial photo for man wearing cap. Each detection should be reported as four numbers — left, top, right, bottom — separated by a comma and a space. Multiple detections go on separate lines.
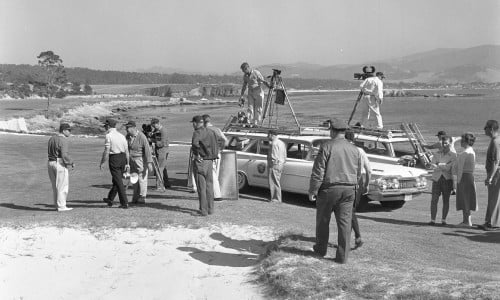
125, 120, 154, 204
267, 130, 287, 203
239, 62, 270, 125
191, 115, 219, 216
425, 131, 460, 153
151, 118, 171, 190
309, 118, 365, 263
202, 114, 228, 200
100, 119, 130, 208
359, 72, 384, 129
47, 123, 75, 212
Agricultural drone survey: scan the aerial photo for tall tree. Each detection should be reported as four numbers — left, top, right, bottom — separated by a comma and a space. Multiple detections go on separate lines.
37, 51, 66, 111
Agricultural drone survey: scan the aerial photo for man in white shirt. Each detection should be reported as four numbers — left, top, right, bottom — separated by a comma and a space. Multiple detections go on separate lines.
100, 119, 130, 209
267, 130, 287, 202
239, 62, 270, 125
359, 72, 384, 129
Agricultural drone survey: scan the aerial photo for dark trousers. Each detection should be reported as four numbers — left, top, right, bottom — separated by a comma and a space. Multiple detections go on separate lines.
107, 153, 128, 206
315, 186, 355, 263
157, 149, 170, 187
194, 159, 214, 216
431, 175, 453, 221
352, 185, 361, 239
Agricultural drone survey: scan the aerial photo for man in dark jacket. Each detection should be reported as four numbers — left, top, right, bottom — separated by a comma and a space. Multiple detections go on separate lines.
191, 115, 219, 216
151, 118, 171, 190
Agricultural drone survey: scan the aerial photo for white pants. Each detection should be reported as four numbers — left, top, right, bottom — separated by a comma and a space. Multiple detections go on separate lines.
360, 95, 383, 129
130, 156, 148, 200
48, 159, 69, 209
247, 88, 264, 125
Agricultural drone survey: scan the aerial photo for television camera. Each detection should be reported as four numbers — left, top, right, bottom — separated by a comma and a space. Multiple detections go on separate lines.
353, 66, 376, 80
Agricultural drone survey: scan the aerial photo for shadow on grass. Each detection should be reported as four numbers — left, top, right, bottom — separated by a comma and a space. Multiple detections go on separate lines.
443, 230, 500, 244
136, 202, 200, 215
177, 246, 262, 267
357, 215, 429, 227
0, 203, 54, 211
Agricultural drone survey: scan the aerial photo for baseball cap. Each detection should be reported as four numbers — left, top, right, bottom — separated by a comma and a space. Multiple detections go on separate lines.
328, 117, 348, 130
190, 115, 203, 123
376, 71, 385, 79
124, 120, 137, 128
103, 119, 117, 127
202, 114, 211, 123
436, 130, 447, 136
59, 123, 71, 131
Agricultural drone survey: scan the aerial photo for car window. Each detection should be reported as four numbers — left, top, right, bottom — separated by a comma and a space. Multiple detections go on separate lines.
286, 143, 309, 160
227, 136, 250, 151
363, 141, 389, 156
245, 140, 258, 153
392, 141, 416, 156
258, 140, 270, 155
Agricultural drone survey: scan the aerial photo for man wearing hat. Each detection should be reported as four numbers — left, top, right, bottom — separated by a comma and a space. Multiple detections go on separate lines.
191, 115, 219, 216
425, 130, 460, 153
267, 130, 287, 202
47, 123, 75, 212
151, 117, 171, 190
309, 118, 365, 263
100, 119, 130, 208
359, 72, 384, 129
125, 120, 153, 204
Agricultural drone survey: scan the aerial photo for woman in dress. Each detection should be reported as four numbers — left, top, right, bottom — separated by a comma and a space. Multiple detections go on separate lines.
455, 133, 477, 227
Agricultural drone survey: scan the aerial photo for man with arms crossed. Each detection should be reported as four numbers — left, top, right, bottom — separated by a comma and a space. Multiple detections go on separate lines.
309, 118, 365, 263
239, 62, 269, 125
267, 130, 287, 203
47, 123, 75, 212
100, 119, 130, 209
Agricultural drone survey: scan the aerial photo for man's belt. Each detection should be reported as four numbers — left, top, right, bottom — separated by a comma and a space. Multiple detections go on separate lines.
48, 158, 58, 162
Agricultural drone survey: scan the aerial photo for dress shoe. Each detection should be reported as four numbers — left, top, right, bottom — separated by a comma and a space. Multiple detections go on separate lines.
441, 220, 447, 226
118, 205, 129, 209
57, 207, 73, 212
312, 244, 326, 257
103, 198, 113, 207
428, 221, 436, 226
137, 196, 146, 204
456, 222, 472, 228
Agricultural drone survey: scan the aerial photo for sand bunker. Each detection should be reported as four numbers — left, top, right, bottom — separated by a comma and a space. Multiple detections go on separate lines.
0, 224, 276, 300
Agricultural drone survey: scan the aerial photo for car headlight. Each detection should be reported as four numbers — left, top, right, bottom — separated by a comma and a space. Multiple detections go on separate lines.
419, 176, 427, 187
376, 177, 400, 190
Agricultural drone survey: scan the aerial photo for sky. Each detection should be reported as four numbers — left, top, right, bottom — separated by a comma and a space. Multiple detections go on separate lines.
1, 0, 499, 74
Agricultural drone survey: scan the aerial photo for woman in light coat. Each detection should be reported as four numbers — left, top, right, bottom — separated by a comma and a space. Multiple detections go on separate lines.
454, 133, 477, 227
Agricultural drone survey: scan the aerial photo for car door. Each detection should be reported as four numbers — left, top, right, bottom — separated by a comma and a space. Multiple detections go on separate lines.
245, 139, 270, 188
281, 142, 313, 195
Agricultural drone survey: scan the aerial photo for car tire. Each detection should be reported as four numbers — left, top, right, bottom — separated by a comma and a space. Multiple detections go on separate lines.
380, 200, 405, 209
237, 171, 249, 191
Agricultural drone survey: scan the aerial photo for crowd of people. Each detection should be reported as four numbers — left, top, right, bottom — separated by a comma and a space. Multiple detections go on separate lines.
45, 62, 500, 264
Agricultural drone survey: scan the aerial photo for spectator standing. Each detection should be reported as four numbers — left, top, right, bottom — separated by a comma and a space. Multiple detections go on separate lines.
359, 72, 384, 129
424, 130, 460, 153
482, 120, 500, 230
100, 119, 130, 209
151, 118, 171, 190
239, 62, 269, 125
47, 123, 75, 212
309, 118, 363, 263
429, 136, 457, 225
267, 130, 287, 203
125, 121, 153, 204
454, 133, 477, 228
202, 114, 228, 200
191, 115, 219, 216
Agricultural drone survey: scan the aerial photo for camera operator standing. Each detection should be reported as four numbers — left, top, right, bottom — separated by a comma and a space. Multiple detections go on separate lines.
239, 62, 270, 125
359, 71, 384, 129
151, 118, 171, 190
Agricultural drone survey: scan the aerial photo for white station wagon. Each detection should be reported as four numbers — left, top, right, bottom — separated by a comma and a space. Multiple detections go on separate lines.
225, 131, 429, 208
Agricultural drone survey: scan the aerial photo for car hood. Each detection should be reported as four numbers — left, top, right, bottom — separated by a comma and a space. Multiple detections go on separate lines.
370, 162, 428, 178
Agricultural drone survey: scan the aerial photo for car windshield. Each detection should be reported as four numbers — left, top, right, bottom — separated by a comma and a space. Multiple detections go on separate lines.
392, 141, 416, 156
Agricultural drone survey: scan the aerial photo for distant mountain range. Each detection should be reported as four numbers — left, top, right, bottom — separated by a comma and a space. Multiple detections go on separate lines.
248, 45, 500, 83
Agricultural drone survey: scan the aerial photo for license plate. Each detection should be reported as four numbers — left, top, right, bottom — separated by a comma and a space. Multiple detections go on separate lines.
404, 194, 412, 201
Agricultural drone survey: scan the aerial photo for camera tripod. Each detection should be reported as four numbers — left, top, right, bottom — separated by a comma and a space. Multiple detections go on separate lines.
261, 69, 300, 130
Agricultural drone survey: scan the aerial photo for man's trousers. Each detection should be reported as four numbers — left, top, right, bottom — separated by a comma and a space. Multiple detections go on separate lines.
156, 148, 170, 188
268, 163, 284, 202
315, 186, 355, 263
431, 175, 453, 221
47, 159, 69, 209
107, 153, 128, 206
130, 156, 148, 202
247, 88, 264, 125
194, 159, 214, 216
360, 95, 383, 129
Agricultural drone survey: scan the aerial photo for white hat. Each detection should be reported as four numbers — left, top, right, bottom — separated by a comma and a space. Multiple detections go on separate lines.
129, 172, 139, 184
